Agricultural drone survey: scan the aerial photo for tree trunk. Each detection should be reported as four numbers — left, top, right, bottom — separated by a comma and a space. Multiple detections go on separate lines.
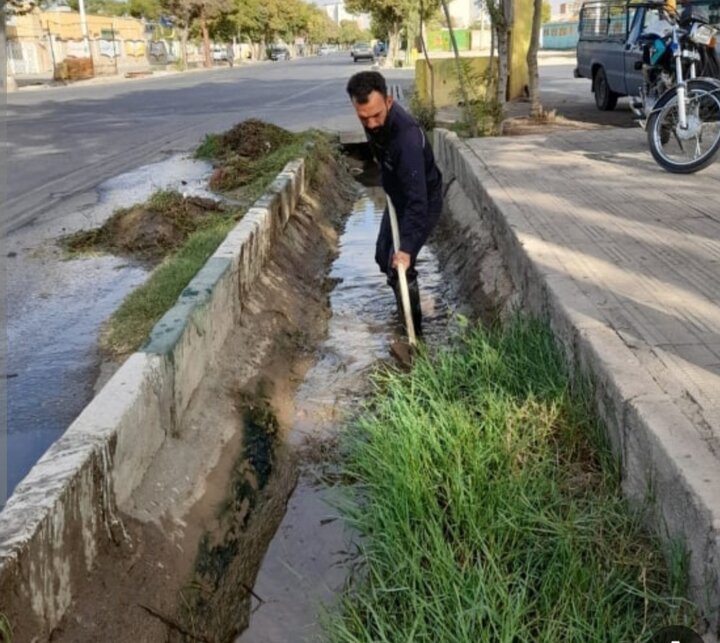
405, 6, 418, 68
527, 0, 543, 117
419, 0, 434, 110
495, 24, 509, 106
200, 14, 211, 68
2, 8, 16, 93
387, 21, 400, 68
440, 0, 477, 136
180, 24, 189, 70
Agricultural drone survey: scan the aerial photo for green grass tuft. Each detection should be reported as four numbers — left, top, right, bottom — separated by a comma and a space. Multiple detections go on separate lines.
0, 612, 12, 643
195, 133, 222, 160
328, 317, 697, 642
103, 219, 234, 356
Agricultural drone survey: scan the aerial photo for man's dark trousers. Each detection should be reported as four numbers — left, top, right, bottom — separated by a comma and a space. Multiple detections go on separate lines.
375, 208, 426, 336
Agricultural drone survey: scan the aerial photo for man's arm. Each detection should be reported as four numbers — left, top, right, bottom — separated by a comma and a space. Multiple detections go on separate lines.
393, 127, 432, 258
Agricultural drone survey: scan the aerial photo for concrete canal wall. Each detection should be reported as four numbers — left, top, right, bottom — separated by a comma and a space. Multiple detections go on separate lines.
0, 159, 307, 640
433, 128, 720, 636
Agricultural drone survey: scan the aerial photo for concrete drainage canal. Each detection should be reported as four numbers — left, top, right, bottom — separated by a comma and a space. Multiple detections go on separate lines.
12, 144, 505, 643
237, 157, 458, 643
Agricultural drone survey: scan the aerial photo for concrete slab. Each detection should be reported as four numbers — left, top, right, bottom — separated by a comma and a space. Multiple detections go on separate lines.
435, 126, 720, 634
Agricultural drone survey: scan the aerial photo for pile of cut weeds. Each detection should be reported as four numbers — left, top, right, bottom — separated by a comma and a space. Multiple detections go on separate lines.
64, 191, 228, 263
220, 119, 294, 159
196, 120, 303, 192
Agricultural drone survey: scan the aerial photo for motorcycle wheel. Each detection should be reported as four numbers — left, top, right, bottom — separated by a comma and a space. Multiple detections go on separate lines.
647, 78, 720, 173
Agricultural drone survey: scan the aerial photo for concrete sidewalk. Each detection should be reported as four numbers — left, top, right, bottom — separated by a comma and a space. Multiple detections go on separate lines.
434, 126, 720, 634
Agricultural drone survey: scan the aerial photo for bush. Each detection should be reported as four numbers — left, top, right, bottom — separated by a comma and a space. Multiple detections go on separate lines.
409, 90, 437, 132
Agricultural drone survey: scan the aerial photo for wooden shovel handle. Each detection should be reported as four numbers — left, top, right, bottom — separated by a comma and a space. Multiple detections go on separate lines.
385, 195, 417, 347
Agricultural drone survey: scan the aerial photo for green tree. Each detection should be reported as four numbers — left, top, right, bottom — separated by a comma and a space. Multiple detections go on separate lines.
67, 0, 129, 16
345, 0, 406, 63
210, 13, 236, 41
162, 0, 231, 67
542, 1, 552, 23
338, 19, 363, 44
232, 0, 264, 43
348, 0, 439, 65
128, 0, 163, 20
304, 6, 339, 46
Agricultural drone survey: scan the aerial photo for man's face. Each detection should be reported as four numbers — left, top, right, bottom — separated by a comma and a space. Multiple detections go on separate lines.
352, 91, 394, 134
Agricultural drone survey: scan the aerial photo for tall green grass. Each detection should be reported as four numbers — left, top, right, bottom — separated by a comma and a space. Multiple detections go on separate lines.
329, 317, 695, 642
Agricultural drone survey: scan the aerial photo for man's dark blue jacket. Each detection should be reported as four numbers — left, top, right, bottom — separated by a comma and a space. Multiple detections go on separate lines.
366, 102, 443, 261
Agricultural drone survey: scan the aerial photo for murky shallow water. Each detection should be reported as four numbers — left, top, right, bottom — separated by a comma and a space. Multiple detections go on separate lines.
4, 155, 214, 502
238, 186, 457, 643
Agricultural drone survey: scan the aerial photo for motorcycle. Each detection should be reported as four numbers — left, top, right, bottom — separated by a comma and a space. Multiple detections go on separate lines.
631, 2, 720, 173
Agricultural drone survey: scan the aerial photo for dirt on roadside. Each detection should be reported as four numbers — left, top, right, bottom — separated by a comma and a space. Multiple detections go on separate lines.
219, 120, 295, 160
501, 113, 605, 136
45, 156, 358, 643
207, 120, 303, 193
63, 192, 228, 264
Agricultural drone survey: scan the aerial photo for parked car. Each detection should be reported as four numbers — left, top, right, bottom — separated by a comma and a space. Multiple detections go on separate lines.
350, 42, 374, 62
269, 45, 290, 61
318, 44, 333, 56
575, 0, 720, 111
212, 44, 228, 61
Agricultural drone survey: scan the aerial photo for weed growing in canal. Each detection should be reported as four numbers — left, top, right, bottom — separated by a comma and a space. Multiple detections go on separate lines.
0, 612, 12, 643
180, 394, 286, 640
328, 316, 697, 642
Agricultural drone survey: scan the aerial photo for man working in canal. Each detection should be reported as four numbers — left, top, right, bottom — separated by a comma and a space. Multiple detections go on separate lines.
346, 71, 443, 336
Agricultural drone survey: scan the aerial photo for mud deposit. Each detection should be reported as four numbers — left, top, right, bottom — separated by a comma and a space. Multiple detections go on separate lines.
64, 193, 227, 263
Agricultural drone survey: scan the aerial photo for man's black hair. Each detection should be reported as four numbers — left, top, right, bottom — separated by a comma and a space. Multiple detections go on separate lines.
346, 71, 387, 104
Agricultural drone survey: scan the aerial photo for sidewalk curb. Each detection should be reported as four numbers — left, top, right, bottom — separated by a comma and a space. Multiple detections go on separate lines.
0, 157, 308, 639
434, 128, 720, 635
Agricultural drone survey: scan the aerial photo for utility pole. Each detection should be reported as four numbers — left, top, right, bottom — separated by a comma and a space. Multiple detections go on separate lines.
111, 19, 118, 75
78, 0, 90, 55
46, 24, 57, 70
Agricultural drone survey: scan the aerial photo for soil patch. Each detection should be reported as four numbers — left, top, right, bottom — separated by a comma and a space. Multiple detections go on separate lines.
501, 114, 605, 136
220, 120, 295, 160
63, 192, 228, 264
47, 157, 358, 643
197, 119, 302, 193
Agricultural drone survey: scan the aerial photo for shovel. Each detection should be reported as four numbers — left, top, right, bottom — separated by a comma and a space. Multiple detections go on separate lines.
386, 194, 417, 366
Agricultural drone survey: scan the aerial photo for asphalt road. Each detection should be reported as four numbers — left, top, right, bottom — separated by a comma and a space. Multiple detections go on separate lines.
5, 54, 411, 235
5, 56, 634, 236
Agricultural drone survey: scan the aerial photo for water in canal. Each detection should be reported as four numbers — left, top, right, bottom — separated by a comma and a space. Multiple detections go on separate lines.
4, 155, 214, 502
238, 183, 457, 642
